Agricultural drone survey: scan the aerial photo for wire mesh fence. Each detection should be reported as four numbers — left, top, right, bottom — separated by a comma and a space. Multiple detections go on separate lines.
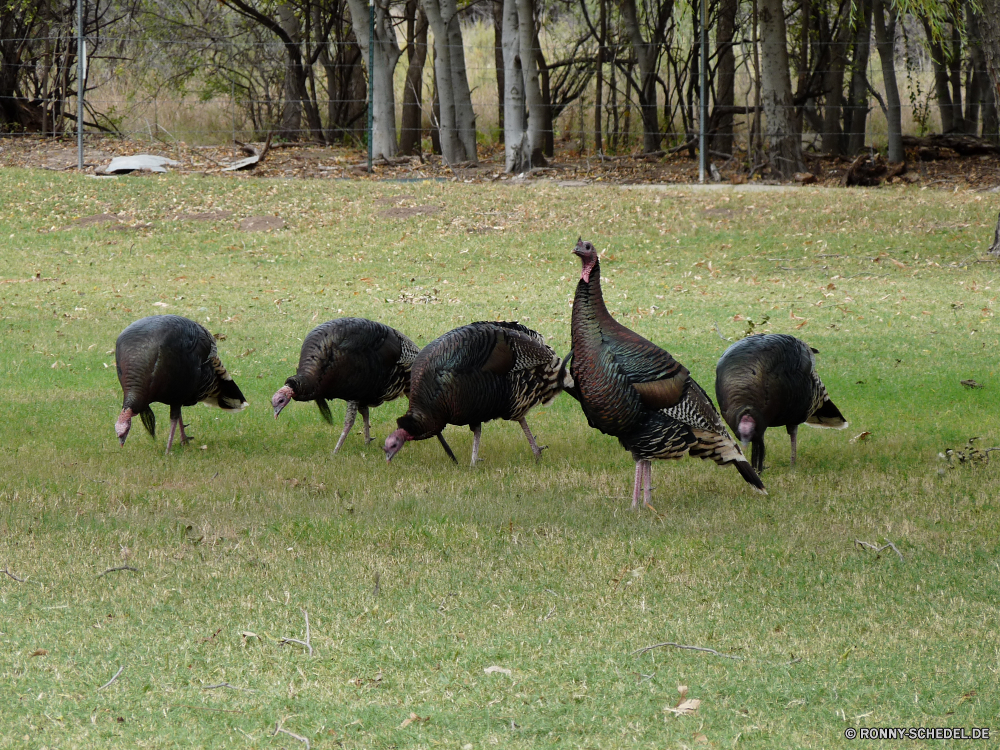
1, 6, 997, 168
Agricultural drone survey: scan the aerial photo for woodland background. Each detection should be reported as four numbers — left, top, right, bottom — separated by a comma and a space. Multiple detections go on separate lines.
4, 0, 1000, 178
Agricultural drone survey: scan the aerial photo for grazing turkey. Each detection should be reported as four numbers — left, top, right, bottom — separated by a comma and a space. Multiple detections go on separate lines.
271, 317, 419, 453
566, 239, 764, 509
115, 315, 247, 453
715, 333, 847, 473
384, 321, 561, 465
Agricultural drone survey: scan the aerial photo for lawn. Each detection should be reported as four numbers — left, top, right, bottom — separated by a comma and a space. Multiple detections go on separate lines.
1, 168, 998, 748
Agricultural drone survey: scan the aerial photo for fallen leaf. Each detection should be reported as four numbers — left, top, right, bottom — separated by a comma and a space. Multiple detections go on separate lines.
850, 431, 873, 443
30, 649, 48, 657
399, 712, 429, 728
890, 258, 906, 269
960, 379, 983, 389
795, 320, 808, 329
484, 666, 512, 676
695, 732, 709, 743
665, 698, 702, 715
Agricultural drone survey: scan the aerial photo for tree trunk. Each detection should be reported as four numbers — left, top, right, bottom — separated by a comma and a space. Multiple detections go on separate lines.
593, 0, 605, 153
922, 16, 961, 134
618, 0, 665, 153
278, 4, 303, 140
758, 0, 803, 176
980, 0, 1000, 110
347, 0, 401, 159
494, 0, 504, 140
502, 0, 529, 171
820, 0, 851, 155
871, 0, 902, 163
712, 0, 737, 155
516, 0, 545, 165
423, 0, 478, 164
844, 0, 872, 155
535, 30, 554, 158
400, 2, 428, 155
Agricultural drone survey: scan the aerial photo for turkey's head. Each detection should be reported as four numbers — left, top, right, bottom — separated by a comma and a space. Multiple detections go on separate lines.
115, 408, 133, 446
737, 414, 757, 448
384, 427, 412, 462
573, 238, 598, 283
272, 384, 295, 418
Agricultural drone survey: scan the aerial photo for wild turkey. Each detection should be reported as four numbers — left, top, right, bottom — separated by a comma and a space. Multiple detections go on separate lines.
271, 317, 419, 452
715, 333, 847, 473
384, 321, 561, 465
115, 315, 247, 453
566, 239, 764, 509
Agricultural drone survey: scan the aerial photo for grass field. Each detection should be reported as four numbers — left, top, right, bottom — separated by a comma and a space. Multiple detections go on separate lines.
1, 169, 999, 748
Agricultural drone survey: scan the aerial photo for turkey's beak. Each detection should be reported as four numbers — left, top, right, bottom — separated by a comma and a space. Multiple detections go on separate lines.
273, 403, 283, 419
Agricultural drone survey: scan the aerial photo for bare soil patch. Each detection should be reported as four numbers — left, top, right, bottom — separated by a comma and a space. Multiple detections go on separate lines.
378, 205, 441, 219
74, 213, 120, 226
239, 215, 284, 232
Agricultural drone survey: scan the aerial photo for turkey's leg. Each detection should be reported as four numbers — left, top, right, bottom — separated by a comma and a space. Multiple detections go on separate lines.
360, 406, 373, 444
470, 423, 482, 466
517, 418, 546, 461
787, 424, 798, 467
166, 404, 183, 454
334, 402, 358, 454
631, 461, 643, 510
642, 460, 655, 510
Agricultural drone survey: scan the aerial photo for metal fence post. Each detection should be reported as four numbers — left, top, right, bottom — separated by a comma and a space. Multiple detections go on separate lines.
698, 0, 707, 183
367, 0, 374, 173
77, 0, 85, 170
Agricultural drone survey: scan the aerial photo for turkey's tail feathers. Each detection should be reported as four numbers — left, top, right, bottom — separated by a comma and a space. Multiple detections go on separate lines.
806, 398, 847, 429
139, 407, 156, 437
559, 350, 580, 402
689, 429, 766, 493
215, 377, 248, 411
316, 398, 334, 424
735, 459, 767, 493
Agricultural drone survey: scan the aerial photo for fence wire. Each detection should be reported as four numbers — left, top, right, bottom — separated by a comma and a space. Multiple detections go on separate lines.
0, 26, 996, 161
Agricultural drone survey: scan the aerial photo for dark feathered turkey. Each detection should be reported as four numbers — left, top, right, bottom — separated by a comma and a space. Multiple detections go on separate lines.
384, 321, 561, 465
715, 333, 847, 473
566, 239, 764, 509
115, 315, 247, 453
271, 317, 419, 453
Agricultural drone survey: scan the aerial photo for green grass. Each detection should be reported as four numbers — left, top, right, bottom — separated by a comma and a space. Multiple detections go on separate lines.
1, 170, 999, 748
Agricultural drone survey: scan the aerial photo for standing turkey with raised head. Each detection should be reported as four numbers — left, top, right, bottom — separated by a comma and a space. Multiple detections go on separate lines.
384, 321, 561, 465
715, 333, 847, 473
566, 239, 764, 509
271, 317, 419, 452
115, 315, 247, 453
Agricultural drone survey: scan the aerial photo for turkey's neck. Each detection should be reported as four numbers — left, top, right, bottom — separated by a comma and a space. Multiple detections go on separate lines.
572, 260, 615, 342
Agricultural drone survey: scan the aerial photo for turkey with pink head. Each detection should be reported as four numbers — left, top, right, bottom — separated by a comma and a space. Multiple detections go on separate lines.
566, 239, 764, 510
715, 333, 847, 473
272, 317, 418, 453
115, 315, 247, 454
384, 321, 561, 465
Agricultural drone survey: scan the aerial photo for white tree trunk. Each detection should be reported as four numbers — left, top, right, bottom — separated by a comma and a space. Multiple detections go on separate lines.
347, 0, 401, 160
757, 0, 803, 177
422, 0, 478, 164
515, 0, 544, 165
501, 0, 528, 172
